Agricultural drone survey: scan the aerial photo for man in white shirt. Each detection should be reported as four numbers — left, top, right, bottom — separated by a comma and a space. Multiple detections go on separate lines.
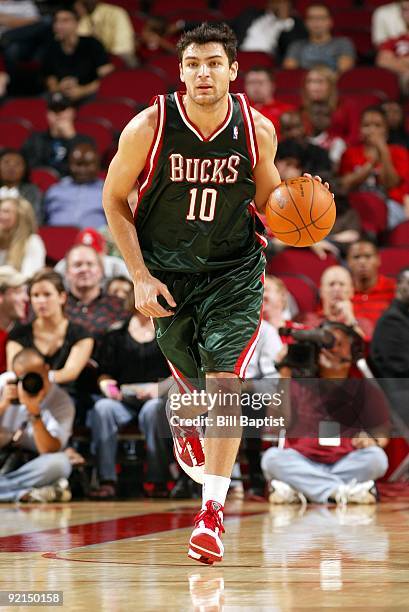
372, 1, 407, 46
0, 348, 74, 502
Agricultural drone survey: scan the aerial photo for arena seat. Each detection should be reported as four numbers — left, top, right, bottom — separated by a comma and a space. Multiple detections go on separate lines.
148, 55, 181, 88
129, 12, 146, 35
38, 226, 79, 264
338, 67, 400, 101
74, 119, 114, 156
386, 220, 409, 247
0, 118, 32, 149
296, 0, 354, 12
275, 69, 306, 96
31, 167, 60, 193
237, 51, 275, 72
0, 97, 48, 130
266, 249, 339, 285
278, 274, 320, 314
152, 0, 210, 13
220, 0, 266, 19
99, 69, 168, 105
379, 247, 409, 277
77, 99, 137, 133
349, 192, 387, 236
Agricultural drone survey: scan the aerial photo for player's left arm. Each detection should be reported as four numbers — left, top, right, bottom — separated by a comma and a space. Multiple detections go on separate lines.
252, 109, 282, 215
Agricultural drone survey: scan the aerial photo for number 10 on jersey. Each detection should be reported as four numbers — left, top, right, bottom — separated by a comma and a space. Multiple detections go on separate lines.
186, 188, 217, 222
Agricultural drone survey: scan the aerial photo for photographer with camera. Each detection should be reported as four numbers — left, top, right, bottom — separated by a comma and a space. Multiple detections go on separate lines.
0, 348, 74, 502
261, 322, 391, 505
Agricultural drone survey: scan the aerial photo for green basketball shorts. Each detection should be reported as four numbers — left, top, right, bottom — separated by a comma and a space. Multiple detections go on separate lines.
153, 253, 265, 389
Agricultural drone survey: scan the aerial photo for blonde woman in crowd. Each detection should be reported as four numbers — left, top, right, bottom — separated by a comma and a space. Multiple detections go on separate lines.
0, 193, 45, 276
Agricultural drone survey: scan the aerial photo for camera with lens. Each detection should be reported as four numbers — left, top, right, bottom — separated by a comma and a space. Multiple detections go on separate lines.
276, 327, 336, 378
8, 372, 44, 404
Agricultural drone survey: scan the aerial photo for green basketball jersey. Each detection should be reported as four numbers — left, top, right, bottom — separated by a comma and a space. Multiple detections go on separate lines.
134, 92, 267, 273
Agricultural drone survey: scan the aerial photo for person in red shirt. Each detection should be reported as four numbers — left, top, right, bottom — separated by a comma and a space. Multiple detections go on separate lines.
261, 322, 390, 505
376, 0, 409, 95
346, 239, 396, 326
244, 66, 295, 138
0, 266, 28, 373
339, 106, 409, 229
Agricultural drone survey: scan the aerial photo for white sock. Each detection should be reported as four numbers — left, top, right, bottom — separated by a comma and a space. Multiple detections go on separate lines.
202, 474, 231, 510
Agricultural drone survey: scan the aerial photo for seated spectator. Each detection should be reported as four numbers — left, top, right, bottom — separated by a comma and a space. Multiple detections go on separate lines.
55, 227, 130, 280
87, 293, 172, 499
0, 193, 45, 276
237, 0, 307, 63
322, 187, 361, 258
263, 275, 298, 327
339, 106, 409, 229
376, 1, 409, 94
6, 269, 94, 397
307, 101, 346, 168
371, 265, 409, 374
0, 266, 28, 373
347, 239, 396, 326
22, 93, 94, 177
42, 7, 113, 104
135, 16, 175, 64
301, 65, 338, 119
75, 0, 137, 67
283, 3, 355, 73
381, 100, 409, 149
0, 149, 42, 223
299, 266, 374, 340
0, 348, 74, 502
106, 275, 133, 301
261, 323, 390, 505
279, 110, 332, 179
372, 1, 407, 47
63, 244, 128, 355
244, 66, 295, 137
43, 143, 106, 229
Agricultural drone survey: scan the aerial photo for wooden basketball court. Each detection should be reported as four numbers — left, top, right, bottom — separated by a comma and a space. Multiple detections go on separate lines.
1, 499, 408, 610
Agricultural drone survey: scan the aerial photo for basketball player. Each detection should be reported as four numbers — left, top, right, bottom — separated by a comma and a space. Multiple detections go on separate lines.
103, 23, 328, 564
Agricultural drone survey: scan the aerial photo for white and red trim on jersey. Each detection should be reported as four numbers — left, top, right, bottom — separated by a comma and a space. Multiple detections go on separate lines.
233, 271, 265, 379
248, 202, 269, 249
174, 91, 233, 142
133, 94, 166, 220
236, 93, 259, 169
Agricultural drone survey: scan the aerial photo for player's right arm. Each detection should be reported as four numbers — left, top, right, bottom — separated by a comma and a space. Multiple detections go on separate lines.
103, 106, 176, 318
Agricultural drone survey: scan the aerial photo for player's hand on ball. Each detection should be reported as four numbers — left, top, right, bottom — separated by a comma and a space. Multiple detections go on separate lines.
134, 271, 176, 318
303, 173, 331, 192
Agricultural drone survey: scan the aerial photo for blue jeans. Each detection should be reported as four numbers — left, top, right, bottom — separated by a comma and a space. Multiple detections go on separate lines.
87, 396, 172, 483
261, 446, 388, 503
0, 452, 72, 502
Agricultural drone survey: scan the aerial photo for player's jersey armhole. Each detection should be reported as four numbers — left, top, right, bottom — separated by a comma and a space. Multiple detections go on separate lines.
235, 93, 259, 169
134, 94, 167, 220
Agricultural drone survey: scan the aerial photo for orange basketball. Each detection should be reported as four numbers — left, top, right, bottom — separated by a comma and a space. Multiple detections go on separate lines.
265, 176, 336, 247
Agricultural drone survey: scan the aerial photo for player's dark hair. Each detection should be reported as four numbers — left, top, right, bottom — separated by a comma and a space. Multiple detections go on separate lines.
177, 22, 238, 66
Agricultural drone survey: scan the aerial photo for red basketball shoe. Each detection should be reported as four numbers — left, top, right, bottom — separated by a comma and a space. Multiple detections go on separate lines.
188, 501, 225, 564
173, 425, 205, 484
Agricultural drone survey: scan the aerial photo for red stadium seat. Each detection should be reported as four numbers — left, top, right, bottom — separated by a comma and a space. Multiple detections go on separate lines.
152, 0, 209, 13
379, 247, 409, 277
338, 67, 400, 101
0, 118, 32, 149
99, 69, 168, 106
38, 225, 79, 264
278, 274, 320, 314
267, 249, 339, 285
386, 220, 409, 247
0, 97, 48, 130
296, 0, 354, 13
275, 69, 306, 96
148, 55, 181, 88
74, 119, 114, 156
332, 8, 372, 30
237, 52, 275, 73
229, 74, 245, 94
31, 167, 60, 193
129, 12, 146, 35
77, 99, 137, 133
220, 0, 265, 19
349, 192, 387, 236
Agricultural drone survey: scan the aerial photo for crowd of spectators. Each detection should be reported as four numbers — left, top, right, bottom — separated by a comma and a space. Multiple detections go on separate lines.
0, 0, 408, 504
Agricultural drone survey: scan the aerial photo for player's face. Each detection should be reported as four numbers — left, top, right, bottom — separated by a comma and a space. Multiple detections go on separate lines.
180, 43, 238, 106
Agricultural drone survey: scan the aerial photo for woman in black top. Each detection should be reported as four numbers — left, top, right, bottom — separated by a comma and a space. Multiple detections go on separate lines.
7, 269, 94, 390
